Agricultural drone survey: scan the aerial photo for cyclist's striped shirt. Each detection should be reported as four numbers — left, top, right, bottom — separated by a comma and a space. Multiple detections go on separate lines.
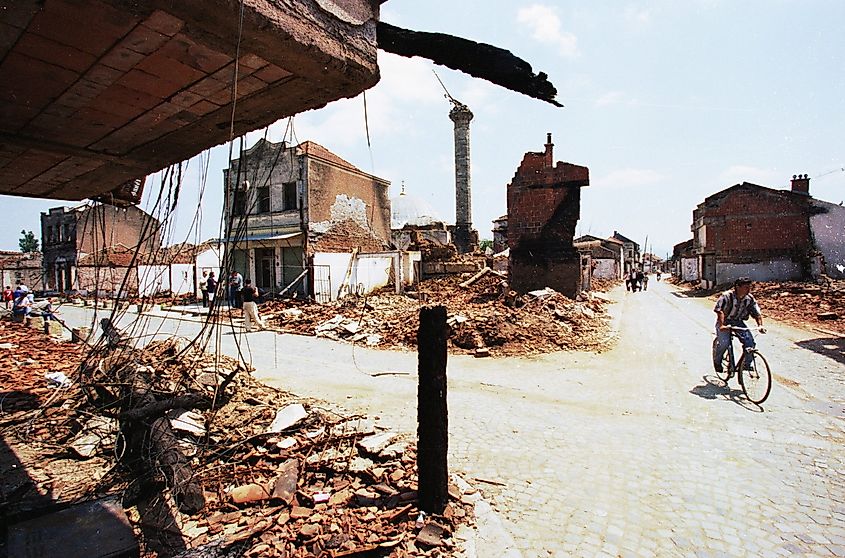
714, 290, 761, 321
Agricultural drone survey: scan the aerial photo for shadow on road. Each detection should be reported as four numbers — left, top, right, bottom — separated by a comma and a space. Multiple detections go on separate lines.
796, 337, 845, 366
689, 375, 764, 412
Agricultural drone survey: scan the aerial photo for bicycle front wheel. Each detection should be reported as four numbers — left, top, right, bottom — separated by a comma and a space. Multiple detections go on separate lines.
739, 351, 772, 404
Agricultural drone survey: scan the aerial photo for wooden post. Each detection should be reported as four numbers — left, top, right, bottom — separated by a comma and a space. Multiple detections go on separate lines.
417, 305, 449, 514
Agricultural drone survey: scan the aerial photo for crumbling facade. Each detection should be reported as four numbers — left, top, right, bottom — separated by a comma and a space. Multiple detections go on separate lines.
573, 235, 623, 280
40, 204, 160, 292
507, 134, 590, 297
0, 251, 44, 291
611, 231, 641, 275
224, 138, 390, 295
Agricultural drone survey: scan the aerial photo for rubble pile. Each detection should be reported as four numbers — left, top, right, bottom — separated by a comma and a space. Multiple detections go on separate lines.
264, 273, 614, 356
0, 325, 476, 557
741, 280, 845, 334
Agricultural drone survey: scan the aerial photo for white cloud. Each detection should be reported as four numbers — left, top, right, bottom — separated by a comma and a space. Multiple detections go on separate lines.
517, 4, 579, 58
718, 165, 781, 187
593, 168, 665, 189
595, 91, 627, 107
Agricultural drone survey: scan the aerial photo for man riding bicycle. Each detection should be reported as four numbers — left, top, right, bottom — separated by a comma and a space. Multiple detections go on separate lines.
713, 277, 766, 376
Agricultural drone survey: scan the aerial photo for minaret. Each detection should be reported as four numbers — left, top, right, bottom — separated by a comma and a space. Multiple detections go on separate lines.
450, 102, 475, 254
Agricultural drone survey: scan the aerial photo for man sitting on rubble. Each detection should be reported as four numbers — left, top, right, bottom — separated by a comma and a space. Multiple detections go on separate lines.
31, 297, 59, 321
12, 288, 33, 319
712, 277, 766, 376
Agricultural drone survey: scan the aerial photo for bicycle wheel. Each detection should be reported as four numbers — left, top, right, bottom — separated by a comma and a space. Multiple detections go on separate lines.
739, 351, 772, 404
716, 352, 732, 383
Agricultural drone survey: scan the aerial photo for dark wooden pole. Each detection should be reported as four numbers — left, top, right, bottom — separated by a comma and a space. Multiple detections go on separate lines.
417, 305, 449, 513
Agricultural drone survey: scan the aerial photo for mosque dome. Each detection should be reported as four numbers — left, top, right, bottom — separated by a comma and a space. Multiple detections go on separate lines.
390, 183, 441, 229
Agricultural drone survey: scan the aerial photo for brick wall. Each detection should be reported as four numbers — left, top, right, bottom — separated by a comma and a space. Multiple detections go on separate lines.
506, 138, 589, 297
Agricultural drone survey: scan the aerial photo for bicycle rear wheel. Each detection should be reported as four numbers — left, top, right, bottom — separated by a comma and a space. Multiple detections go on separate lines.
739, 351, 772, 404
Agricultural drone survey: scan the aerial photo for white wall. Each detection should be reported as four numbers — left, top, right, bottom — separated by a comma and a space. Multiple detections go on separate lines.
313, 251, 411, 301
715, 259, 802, 284
810, 201, 845, 279
139, 264, 194, 297
401, 251, 421, 286
195, 246, 222, 296
681, 257, 699, 282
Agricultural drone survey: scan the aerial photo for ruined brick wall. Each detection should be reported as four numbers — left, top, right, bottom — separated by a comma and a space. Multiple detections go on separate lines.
694, 186, 811, 264
506, 140, 589, 297
306, 157, 391, 254
76, 266, 138, 296
76, 205, 161, 256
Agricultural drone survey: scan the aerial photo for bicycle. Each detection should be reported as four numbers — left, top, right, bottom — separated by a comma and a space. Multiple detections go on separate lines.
715, 326, 772, 404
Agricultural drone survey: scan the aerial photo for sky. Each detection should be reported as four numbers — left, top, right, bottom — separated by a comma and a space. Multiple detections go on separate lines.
2, 0, 844, 258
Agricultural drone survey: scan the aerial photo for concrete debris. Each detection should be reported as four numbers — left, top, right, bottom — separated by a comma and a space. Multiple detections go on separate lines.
69, 416, 117, 458
270, 459, 299, 504
266, 403, 308, 434
264, 273, 616, 357
358, 432, 400, 455
168, 409, 207, 436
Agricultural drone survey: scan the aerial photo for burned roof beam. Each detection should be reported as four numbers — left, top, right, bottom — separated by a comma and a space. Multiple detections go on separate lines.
376, 22, 563, 108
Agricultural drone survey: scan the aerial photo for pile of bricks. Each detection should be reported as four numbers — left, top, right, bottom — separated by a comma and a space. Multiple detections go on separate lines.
262, 272, 614, 356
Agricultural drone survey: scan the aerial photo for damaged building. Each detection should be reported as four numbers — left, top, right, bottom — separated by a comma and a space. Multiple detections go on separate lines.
224, 138, 412, 300
507, 133, 590, 298
40, 203, 161, 292
691, 174, 845, 287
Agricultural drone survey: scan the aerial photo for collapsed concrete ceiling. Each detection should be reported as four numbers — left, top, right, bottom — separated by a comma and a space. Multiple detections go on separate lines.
0, 0, 380, 202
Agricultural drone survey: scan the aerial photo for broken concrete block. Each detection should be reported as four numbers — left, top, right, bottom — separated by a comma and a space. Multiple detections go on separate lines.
230, 483, 271, 504
46, 320, 63, 337
282, 308, 303, 318
71, 327, 91, 343
474, 347, 490, 358
357, 432, 399, 455
299, 523, 321, 538
416, 523, 448, 547
818, 312, 839, 320
266, 403, 308, 434
271, 459, 299, 504
290, 506, 312, 519
305, 447, 345, 465
348, 456, 374, 473
168, 409, 206, 436
330, 418, 376, 438
69, 416, 117, 458
276, 437, 297, 450
379, 441, 408, 459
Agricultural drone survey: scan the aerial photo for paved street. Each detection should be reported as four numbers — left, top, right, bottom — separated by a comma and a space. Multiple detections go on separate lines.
61, 279, 845, 557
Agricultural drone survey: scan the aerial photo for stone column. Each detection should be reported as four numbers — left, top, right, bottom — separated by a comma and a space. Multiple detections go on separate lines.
450, 103, 476, 254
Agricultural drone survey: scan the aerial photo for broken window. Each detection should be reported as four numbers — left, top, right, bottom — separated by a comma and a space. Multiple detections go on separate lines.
64, 223, 72, 241
46, 226, 53, 244
232, 190, 246, 216
257, 186, 271, 214
283, 182, 297, 211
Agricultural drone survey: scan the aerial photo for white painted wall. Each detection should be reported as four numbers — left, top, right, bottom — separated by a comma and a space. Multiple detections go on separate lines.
681, 257, 699, 282
810, 201, 845, 279
716, 259, 802, 284
401, 251, 421, 286
139, 264, 194, 296
313, 251, 413, 301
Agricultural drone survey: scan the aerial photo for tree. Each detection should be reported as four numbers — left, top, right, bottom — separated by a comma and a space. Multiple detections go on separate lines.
19, 230, 39, 253
479, 239, 494, 252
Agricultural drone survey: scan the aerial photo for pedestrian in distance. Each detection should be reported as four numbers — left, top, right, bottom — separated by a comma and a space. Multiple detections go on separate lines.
241, 279, 265, 332
642, 270, 649, 291
656, 269, 662, 281
200, 270, 209, 308
2, 285, 13, 309
206, 272, 217, 314
228, 270, 243, 309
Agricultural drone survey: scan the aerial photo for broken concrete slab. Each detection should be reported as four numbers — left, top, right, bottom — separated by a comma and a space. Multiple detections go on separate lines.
379, 441, 408, 459
330, 417, 376, 438
168, 409, 206, 436
69, 416, 117, 458
416, 522, 448, 547
357, 432, 399, 455
7, 498, 137, 558
266, 403, 308, 434
230, 483, 271, 504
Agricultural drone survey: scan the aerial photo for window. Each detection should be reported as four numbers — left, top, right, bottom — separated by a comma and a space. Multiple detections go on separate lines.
232, 190, 246, 216
63, 223, 72, 241
283, 182, 297, 211
46, 226, 54, 244
257, 186, 271, 214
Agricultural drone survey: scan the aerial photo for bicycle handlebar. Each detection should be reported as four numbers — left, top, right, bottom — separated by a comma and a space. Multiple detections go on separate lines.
726, 326, 767, 333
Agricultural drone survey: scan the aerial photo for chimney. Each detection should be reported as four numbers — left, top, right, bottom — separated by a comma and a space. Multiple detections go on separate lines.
544, 132, 554, 167
790, 173, 810, 195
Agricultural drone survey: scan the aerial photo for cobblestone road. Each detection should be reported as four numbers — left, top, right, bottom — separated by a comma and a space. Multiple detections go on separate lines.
63, 280, 845, 556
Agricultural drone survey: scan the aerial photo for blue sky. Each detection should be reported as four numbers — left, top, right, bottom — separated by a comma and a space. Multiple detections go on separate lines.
3, 0, 844, 257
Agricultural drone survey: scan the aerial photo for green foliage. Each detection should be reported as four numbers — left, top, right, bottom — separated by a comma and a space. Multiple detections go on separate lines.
479, 239, 494, 252
19, 230, 39, 253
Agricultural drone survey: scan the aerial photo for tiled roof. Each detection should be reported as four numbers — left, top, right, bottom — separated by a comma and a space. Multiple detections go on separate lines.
299, 141, 361, 173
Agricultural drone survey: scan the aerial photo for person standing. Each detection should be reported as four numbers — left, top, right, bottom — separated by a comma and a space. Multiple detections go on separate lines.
228, 270, 243, 309
656, 269, 662, 281
206, 272, 217, 314
642, 270, 649, 291
241, 279, 265, 332
3, 286, 13, 309
200, 270, 209, 308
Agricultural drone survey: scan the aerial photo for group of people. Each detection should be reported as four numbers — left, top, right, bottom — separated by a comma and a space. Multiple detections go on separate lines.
625, 269, 649, 292
3, 281, 59, 322
199, 270, 265, 332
